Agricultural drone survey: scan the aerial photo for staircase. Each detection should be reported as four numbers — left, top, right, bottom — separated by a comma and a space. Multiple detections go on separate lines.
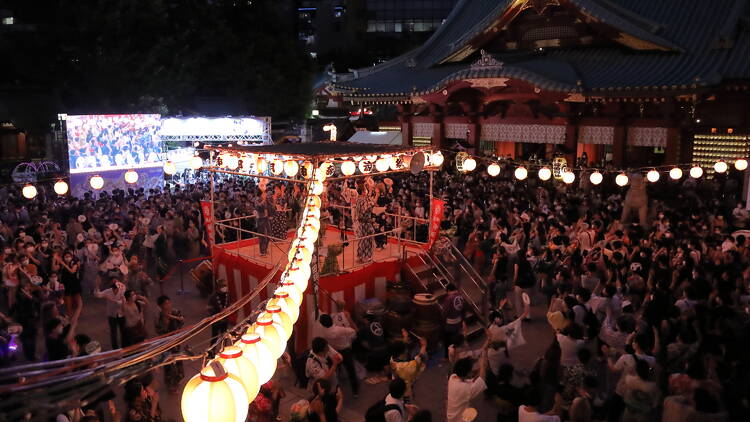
404, 244, 490, 340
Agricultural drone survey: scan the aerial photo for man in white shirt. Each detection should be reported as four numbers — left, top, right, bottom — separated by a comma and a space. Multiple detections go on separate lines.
446, 356, 488, 422
319, 313, 359, 396
93, 277, 125, 349
305, 337, 343, 392
384, 378, 418, 422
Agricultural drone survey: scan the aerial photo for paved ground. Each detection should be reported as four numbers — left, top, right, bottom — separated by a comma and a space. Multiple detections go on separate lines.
24, 263, 553, 421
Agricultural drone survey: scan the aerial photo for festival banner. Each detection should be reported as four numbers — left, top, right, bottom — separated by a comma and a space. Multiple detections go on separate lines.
426, 197, 446, 249
200, 200, 214, 250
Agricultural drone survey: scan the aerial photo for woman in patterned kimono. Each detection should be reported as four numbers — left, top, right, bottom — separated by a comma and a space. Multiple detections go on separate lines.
270, 185, 288, 240
355, 182, 379, 263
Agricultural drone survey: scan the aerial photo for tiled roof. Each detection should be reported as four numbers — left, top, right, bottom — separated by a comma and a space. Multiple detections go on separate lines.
334, 0, 750, 97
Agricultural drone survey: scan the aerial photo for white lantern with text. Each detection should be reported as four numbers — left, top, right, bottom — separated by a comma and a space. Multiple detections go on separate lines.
181, 361, 249, 422
237, 333, 277, 385
431, 151, 444, 167
271, 159, 284, 176
215, 347, 260, 402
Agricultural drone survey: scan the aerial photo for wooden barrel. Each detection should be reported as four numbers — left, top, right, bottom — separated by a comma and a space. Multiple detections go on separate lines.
382, 309, 414, 339
411, 293, 442, 351
386, 281, 413, 313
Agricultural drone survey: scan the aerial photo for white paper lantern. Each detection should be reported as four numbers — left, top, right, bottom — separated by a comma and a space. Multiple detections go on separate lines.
487, 163, 500, 177
54, 180, 69, 195
181, 362, 249, 422
284, 160, 299, 177
589, 171, 603, 185
237, 333, 277, 385
256, 157, 268, 173
270, 159, 284, 175
735, 158, 748, 171
538, 167, 552, 181
462, 157, 476, 172
268, 290, 300, 322
646, 169, 660, 183
21, 184, 37, 199
389, 155, 400, 170
615, 173, 629, 187
190, 155, 203, 170
358, 160, 373, 174
311, 181, 325, 196
90, 175, 104, 190
375, 158, 390, 172
260, 306, 293, 340
714, 160, 728, 174
669, 167, 683, 180
226, 155, 240, 170
431, 151, 444, 167
248, 316, 286, 359
124, 169, 139, 184
277, 282, 303, 306
562, 170, 575, 184
341, 160, 356, 176
215, 347, 260, 402
690, 165, 703, 179
514, 166, 527, 180
164, 161, 177, 175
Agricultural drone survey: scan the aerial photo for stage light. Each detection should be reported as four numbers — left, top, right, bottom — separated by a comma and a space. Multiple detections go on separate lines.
284, 160, 299, 177
268, 290, 299, 322
190, 155, 203, 170
375, 158, 389, 172
271, 159, 284, 175
670, 167, 683, 180
538, 167, 552, 181
215, 347, 260, 402
735, 158, 748, 171
248, 316, 285, 359
462, 157, 476, 172
54, 180, 69, 195
90, 175, 104, 190
714, 160, 728, 174
690, 165, 703, 178
487, 163, 500, 177
124, 169, 139, 184
260, 306, 293, 340
181, 362, 249, 422
21, 184, 37, 199
164, 161, 177, 175
237, 333, 277, 385
562, 170, 575, 184
431, 151, 444, 167
589, 171, 603, 185
615, 173, 629, 187
358, 160, 373, 174
514, 166, 527, 180
646, 169, 660, 183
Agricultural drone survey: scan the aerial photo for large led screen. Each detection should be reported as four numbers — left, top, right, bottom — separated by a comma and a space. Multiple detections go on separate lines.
160, 117, 266, 141
66, 114, 162, 173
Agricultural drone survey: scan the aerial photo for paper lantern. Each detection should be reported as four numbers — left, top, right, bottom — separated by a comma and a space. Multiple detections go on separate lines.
307, 195, 321, 210
90, 175, 104, 190
181, 361, 249, 422
311, 181, 325, 196
216, 347, 260, 401
249, 316, 286, 359
462, 157, 476, 172
358, 160, 373, 174
301, 161, 314, 179
514, 166, 527, 180
190, 155, 203, 170
277, 282, 303, 306
615, 173, 629, 187
714, 160, 728, 174
306, 208, 321, 220
669, 167, 683, 180
194, 141, 201, 148
735, 158, 748, 171
314, 167, 327, 182
237, 333, 277, 385
271, 159, 284, 175
389, 155, 402, 170
54, 180, 69, 195
431, 151, 444, 167
375, 158, 389, 172
284, 160, 299, 177
646, 169, 660, 183
690, 165, 703, 179
268, 290, 300, 322
124, 169, 139, 184
538, 167, 552, 181
589, 171, 603, 185
341, 160, 356, 176
562, 170, 575, 184
226, 155, 240, 170
487, 163, 500, 177
323, 161, 335, 178
287, 264, 311, 292
21, 184, 37, 199
260, 305, 293, 340
164, 161, 177, 175
256, 157, 268, 173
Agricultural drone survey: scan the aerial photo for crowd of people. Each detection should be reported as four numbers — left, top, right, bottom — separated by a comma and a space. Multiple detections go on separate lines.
2, 155, 750, 422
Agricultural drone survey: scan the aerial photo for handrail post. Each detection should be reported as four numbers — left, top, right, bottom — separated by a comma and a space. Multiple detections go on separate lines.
177, 259, 189, 296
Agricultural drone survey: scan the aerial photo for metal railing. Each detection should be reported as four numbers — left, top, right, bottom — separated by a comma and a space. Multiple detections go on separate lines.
429, 243, 490, 324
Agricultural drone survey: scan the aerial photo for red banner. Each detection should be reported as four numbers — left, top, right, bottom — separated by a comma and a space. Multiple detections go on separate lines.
200, 200, 214, 251
426, 197, 445, 249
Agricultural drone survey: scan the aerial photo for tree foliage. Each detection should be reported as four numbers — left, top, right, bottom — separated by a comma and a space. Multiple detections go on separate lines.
0, 0, 312, 125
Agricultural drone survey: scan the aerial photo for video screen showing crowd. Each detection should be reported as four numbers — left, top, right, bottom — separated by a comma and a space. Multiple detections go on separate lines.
66, 114, 162, 172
